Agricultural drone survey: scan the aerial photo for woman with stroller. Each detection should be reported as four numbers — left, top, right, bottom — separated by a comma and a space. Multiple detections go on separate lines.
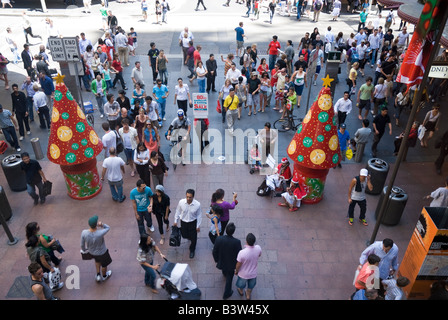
137, 234, 165, 293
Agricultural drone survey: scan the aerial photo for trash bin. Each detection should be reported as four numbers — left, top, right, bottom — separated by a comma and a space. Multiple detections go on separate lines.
365, 158, 389, 195
0, 185, 12, 223
375, 186, 408, 226
1, 154, 27, 192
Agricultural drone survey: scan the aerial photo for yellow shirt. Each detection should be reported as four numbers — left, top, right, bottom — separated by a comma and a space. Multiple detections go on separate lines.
349, 68, 358, 81
224, 94, 239, 110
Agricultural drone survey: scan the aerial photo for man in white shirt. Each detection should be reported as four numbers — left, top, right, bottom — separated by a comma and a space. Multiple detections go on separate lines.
368, 29, 381, 67
32, 84, 51, 130
174, 189, 202, 258
143, 96, 160, 127
356, 40, 368, 76
115, 29, 129, 67
101, 147, 126, 203
78, 32, 92, 55
101, 122, 117, 158
179, 27, 194, 44
334, 91, 352, 126
226, 63, 242, 86
396, 26, 409, 51
131, 61, 145, 88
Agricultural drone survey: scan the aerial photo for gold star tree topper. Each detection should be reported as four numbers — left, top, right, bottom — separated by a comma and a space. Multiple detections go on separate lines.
321, 74, 334, 88
53, 73, 66, 84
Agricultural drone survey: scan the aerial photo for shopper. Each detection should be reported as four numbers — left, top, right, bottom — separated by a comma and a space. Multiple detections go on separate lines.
235, 232, 262, 300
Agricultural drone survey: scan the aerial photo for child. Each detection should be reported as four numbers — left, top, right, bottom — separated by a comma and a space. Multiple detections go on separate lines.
280, 86, 297, 123
382, 276, 410, 300
129, 27, 138, 56
127, 33, 135, 57
250, 143, 262, 170
102, 62, 113, 92
206, 204, 223, 244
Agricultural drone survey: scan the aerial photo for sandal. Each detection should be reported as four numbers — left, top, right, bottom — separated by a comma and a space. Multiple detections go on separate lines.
289, 207, 298, 212
248, 112, 251, 116
237, 288, 244, 296
278, 203, 288, 207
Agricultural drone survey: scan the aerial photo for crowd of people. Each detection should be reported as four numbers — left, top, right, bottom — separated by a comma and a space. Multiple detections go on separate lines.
2, 0, 448, 302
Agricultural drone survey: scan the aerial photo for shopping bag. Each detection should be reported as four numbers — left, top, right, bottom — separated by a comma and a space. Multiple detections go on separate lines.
43, 180, 53, 196
346, 148, 353, 160
418, 125, 426, 141
48, 267, 62, 290
216, 100, 222, 113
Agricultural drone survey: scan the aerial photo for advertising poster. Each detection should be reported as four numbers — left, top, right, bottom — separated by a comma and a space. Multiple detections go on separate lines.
192, 93, 208, 119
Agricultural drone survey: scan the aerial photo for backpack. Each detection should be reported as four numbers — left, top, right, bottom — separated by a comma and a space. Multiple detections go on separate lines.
386, 13, 393, 23
351, 48, 359, 63
114, 130, 124, 154
256, 179, 271, 196
169, 226, 181, 247
239, 53, 246, 66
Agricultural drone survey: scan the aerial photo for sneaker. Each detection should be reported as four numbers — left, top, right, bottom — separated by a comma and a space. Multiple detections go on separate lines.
16, 147, 21, 152
149, 225, 155, 232
19, 136, 24, 141
102, 270, 112, 281
348, 218, 353, 226
96, 274, 102, 282
359, 219, 368, 226
27, 131, 31, 135
100, 114, 104, 118
313, 81, 317, 86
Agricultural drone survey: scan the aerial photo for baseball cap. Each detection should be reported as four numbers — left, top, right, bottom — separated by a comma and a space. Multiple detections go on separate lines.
340, 123, 346, 129
88, 215, 98, 228
360, 169, 368, 177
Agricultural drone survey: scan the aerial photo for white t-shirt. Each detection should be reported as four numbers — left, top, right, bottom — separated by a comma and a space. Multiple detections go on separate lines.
196, 66, 207, 80
175, 84, 190, 101
145, 101, 159, 121
102, 131, 117, 157
102, 156, 125, 182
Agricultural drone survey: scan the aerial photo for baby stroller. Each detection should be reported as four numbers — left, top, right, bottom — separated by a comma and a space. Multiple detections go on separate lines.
157, 259, 201, 300
248, 135, 262, 174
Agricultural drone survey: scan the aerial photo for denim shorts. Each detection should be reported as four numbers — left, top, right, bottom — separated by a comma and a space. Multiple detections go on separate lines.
124, 148, 134, 162
236, 276, 257, 289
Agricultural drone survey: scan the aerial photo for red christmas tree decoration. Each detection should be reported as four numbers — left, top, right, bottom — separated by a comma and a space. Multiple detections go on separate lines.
286, 75, 341, 204
47, 73, 103, 200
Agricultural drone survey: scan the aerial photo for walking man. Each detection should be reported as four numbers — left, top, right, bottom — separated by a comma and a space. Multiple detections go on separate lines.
20, 152, 47, 205
371, 106, 392, 157
174, 189, 202, 259
80, 215, 113, 282
333, 91, 352, 126
235, 22, 245, 58
0, 104, 21, 152
224, 87, 239, 134
11, 83, 31, 141
347, 168, 373, 226
206, 54, 217, 92
213, 222, 242, 300
101, 147, 126, 202
425, 177, 448, 207
28, 262, 60, 300
130, 179, 155, 236
195, 0, 207, 11
235, 232, 262, 300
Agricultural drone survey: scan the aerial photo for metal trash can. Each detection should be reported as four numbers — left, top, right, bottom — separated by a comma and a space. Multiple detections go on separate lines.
365, 158, 389, 195
0, 185, 12, 223
375, 186, 408, 226
1, 154, 27, 192
31, 137, 44, 160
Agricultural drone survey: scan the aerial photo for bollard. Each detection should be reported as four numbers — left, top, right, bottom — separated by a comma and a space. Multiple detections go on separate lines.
31, 137, 44, 160
0, 186, 18, 245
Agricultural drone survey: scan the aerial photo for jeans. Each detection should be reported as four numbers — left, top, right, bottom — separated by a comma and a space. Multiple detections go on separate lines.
136, 210, 153, 236
141, 264, 157, 288
162, 9, 167, 22
26, 96, 34, 121
95, 94, 106, 116
108, 179, 124, 201
269, 10, 274, 23
198, 78, 206, 93
236, 276, 257, 290
296, 5, 302, 19
37, 106, 51, 129
157, 100, 166, 119
268, 54, 276, 71
159, 69, 168, 85
2, 126, 20, 149
370, 49, 378, 66
27, 181, 45, 201
348, 199, 367, 220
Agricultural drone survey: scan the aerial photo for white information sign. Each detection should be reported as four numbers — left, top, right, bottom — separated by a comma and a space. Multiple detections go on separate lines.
62, 37, 81, 61
47, 37, 66, 61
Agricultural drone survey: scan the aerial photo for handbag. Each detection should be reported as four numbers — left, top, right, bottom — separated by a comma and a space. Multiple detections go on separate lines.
216, 99, 222, 113
169, 226, 181, 247
81, 250, 93, 260
48, 267, 62, 290
345, 148, 353, 160
43, 180, 53, 196
418, 125, 426, 141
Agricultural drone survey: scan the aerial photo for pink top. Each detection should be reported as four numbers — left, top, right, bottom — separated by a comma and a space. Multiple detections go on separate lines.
237, 245, 262, 279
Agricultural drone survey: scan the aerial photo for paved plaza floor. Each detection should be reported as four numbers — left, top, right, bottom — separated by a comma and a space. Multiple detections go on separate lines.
0, 0, 447, 305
